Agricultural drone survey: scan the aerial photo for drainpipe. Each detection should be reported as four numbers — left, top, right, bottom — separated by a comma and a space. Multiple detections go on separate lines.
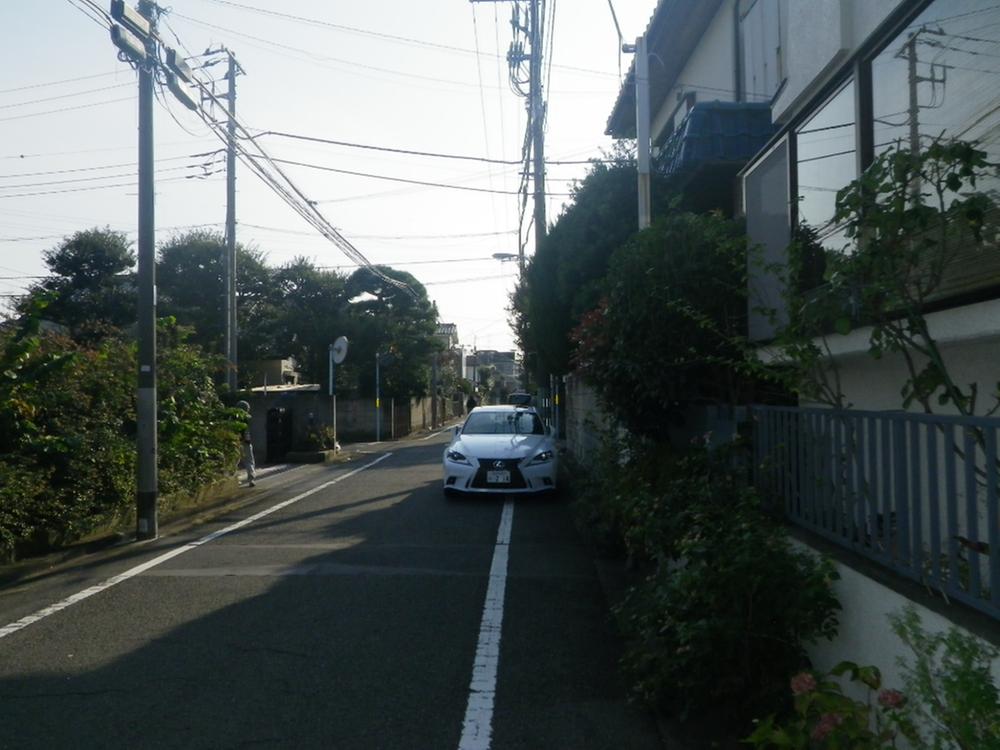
634, 34, 652, 229
733, 0, 743, 102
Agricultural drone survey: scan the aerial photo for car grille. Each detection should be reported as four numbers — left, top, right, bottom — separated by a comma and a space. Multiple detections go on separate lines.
470, 458, 527, 489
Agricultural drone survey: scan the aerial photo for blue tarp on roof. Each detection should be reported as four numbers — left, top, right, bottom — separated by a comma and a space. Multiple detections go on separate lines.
659, 101, 776, 176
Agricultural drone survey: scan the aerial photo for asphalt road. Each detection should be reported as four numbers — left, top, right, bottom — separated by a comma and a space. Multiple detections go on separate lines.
0, 431, 661, 750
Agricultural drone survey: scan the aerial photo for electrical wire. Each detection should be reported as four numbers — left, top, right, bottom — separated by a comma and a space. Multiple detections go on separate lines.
0, 96, 135, 123
170, 11, 506, 92
269, 155, 572, 197
471, 2, 501, 233
0, 71, 122, 96
0, 83, 131, 109
239, 223, 517, 240
185, 68, 416, 296
195, 0, 620, 79
252, 129, 609, 166
65, 0, 110, 30
0, 173, 223, 200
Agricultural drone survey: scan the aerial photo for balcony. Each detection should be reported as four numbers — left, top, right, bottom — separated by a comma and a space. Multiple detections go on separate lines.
659, 101, 775, 176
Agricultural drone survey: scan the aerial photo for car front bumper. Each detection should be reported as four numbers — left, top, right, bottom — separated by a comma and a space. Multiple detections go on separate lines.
443, 456, 557, 494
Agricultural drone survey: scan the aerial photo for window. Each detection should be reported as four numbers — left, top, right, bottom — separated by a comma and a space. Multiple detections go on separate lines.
463, 410, 544, 435
871, 0, 1000, 187
744, 137, 791, 341
795, 80, 856, 252
741, 0, 785, 102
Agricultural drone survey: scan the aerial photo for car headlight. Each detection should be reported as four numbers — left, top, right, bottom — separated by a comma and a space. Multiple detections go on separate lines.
527, 449, 554, 465
446, 449, 471, 465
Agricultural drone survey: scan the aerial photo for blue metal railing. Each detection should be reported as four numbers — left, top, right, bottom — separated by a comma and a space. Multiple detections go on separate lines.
751, 405, 1000, 621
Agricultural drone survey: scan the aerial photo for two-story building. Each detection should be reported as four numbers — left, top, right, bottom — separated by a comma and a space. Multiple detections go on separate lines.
605, 0, 1000, 703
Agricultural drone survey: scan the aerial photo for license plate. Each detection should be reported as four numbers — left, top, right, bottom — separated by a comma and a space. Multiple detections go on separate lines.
487, 470, 510, 484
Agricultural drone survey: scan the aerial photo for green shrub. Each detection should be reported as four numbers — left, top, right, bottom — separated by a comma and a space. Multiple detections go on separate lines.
891, 607, 1000, 749
0, 315, 241, 560
746, 662, 917, 748
157, 321, 241, 498
615, 485, 840, 726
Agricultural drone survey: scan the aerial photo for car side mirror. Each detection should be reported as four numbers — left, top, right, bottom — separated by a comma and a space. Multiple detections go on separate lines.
545, 424, 552, 436
453, 425, 461, 437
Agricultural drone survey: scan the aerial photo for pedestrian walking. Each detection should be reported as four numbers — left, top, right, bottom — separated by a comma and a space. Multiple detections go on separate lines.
466, 394, 477, 414
237, 400, 256, 487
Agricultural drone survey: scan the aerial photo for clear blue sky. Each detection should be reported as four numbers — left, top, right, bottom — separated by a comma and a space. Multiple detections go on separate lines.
0, 0, 652, 351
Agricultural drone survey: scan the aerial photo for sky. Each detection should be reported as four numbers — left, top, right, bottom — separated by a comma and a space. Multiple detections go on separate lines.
0, 0, 652, 353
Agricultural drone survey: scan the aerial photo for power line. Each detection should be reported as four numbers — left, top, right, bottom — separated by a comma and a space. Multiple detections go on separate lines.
0, 96, 135, 123
0, 222, 222, 243
184, 59, 416, 297
239, 222, 517, 240
170, 11, 507, 92
0, 70, 121, 96
254, 129, 612, 165
269, 156, 572, 197
0, 82, 133, 111
196, 0, 619, 79
0, 172, 222, 200
0, 152, 207, 179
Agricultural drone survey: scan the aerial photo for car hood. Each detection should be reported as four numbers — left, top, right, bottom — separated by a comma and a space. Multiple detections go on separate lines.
453, 433, 549, 461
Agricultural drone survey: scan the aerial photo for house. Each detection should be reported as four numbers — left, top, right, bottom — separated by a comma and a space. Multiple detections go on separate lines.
606, 0, 780, 215
601, 0, 1000, 705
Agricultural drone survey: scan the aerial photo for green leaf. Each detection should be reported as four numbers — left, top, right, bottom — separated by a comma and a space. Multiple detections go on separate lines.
834, 317, 852, 336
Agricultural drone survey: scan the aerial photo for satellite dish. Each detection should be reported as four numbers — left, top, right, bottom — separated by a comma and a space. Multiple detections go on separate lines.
331, 336, 349, 364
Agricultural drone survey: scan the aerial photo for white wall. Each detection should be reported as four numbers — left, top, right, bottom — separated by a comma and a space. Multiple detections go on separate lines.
652, 0, 738, 142
794, 298, 1000, 414
772, 0, 900, 124
798, 542, 1000, 747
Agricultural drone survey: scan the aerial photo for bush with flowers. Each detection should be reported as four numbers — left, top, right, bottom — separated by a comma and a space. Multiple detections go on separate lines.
748, 607, 1000, 750
746, 661, 918, 748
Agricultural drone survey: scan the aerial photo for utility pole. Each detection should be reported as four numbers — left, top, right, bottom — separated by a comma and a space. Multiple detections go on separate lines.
224, 50, 243, 394
109, 0, 217, 542
136, 0, 158, 540
898, 27, 946, 201
470, 0, 546, 268
528, 0, 546, 265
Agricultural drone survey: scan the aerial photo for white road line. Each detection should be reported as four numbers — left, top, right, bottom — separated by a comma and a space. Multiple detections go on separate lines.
458, 498, 514, 750
420, 429, 449, 441
0, 453, 393, 641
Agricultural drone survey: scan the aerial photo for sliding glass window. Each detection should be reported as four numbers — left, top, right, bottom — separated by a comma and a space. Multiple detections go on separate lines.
795, 80, 857, 253
872, 0, 1000, 161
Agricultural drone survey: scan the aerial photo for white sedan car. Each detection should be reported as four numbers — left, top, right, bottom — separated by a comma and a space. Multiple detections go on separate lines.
443, 405, 558, 496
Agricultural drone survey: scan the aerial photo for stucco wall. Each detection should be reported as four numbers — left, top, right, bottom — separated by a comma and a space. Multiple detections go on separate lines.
564, 375, 613, 464
652, 0, 738, 142
244, 392, 438, 459
797, 540, 1000, 746
772, 0, 900, 124
792, 298, 1000, 415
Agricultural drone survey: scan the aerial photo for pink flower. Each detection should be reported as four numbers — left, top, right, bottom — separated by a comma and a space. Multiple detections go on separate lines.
811, 713, 844, 742
878, 689, 906, 709
790, 672, 817, 695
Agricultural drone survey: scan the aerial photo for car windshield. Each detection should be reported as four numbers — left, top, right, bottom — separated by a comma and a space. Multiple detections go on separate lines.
463, 410, 544, 435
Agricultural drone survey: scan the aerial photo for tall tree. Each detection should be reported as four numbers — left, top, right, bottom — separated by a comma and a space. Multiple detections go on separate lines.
157, 230, 273, 360
514, 144, 670, 382
342, 266, 440, 398
267, 257, 350, 384
17, 228, 136, 338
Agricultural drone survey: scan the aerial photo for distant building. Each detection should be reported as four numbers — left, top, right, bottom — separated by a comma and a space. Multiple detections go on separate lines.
243, 358, 301, 389
434, 323, 459, 350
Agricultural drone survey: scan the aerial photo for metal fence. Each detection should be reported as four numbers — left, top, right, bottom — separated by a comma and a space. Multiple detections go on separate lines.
751, 405, 1000, 621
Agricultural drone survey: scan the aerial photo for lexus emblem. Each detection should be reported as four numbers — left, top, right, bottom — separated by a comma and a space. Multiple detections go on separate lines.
493, 460, 505, 470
